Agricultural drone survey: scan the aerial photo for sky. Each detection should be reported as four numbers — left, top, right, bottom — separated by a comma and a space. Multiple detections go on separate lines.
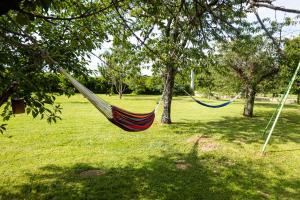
247, 0, 300, 37
88, 0, 300, 74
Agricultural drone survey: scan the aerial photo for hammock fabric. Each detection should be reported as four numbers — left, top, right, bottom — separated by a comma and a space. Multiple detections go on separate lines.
109, 106, 155, 132
193, 98, 233, 108
59, 68, 155, 132
185, 90, 241, 108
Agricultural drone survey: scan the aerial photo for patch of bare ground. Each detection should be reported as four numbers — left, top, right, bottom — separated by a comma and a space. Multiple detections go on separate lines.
175, 160, 192, 170
186, 135, 219, 152
79, 169, 105, 178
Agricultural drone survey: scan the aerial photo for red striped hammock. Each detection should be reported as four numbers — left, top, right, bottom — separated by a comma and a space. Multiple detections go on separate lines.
59, 68, 157, 132
109, 106, 155, 132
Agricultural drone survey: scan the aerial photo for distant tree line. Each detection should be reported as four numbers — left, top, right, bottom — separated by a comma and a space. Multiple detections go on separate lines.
41, 73, 192, 96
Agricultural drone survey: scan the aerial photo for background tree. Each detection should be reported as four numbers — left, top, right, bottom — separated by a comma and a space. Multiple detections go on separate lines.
192, 54, 240, 99
282, 36, 300, 104
98, 44, 140, 99
195, 65, 242, 99
114, 0, 247, 123
0, 0, 115, 132
218, 35, 279, 117
126, 75, 163, 95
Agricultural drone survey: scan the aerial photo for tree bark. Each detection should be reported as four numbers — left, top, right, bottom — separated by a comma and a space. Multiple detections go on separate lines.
161, 65, 176, 124
243, 85, 256, 117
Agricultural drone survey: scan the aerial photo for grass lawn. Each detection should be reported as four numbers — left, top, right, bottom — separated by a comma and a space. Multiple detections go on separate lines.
0, 94, 299, 200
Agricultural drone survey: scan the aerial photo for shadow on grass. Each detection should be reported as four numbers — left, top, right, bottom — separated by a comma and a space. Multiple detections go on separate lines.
170, 110, 300, 144
268, 148, 300, 153
0, 144, 299, 200
67, 101, 90, 104
255, 102, 300, 109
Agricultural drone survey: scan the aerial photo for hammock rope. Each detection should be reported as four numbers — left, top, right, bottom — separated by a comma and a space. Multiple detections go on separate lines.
59, 68, 163, 132
184, 90, 241, 108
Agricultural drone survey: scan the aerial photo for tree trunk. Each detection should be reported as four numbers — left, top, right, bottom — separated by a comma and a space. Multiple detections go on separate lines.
297, 91, 300, 104
161, 66, 176, 124
243, 86, 256, 117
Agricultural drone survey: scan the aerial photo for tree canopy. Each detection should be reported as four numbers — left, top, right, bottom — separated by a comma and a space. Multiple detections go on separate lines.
0, 0, 113, 132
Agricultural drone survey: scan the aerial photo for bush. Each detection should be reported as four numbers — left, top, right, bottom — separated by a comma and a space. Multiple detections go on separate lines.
130, 76, 163, 95
173, 83, 193, 96
43, 73, 194, 96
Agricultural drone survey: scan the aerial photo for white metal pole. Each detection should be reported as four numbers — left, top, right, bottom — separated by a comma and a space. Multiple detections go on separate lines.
190, 69, 195, 91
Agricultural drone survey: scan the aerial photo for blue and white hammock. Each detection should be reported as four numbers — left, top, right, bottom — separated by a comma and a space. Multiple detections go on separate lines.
185, 91, 241, 108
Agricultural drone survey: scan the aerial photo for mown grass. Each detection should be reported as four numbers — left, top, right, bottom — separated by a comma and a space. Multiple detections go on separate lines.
0, 94, 299, 200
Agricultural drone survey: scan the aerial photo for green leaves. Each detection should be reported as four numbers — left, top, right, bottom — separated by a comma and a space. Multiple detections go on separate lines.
24, 94, 62, 124
282, 36, 300, 96
218, 33, 280, 95
1, 103, 12, 122
0, 0, 111, 132
15, 13, 31, 25
0, 124, 7, 134
40, 0, 52, 12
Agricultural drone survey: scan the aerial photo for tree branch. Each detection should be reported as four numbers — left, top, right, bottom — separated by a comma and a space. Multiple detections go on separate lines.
252, 2, 300, 14
257, 66, 279, 83
0, 24, 36, 43
113, 3, 164, 62
253, 10, 282, 55
19, 0, 124, 21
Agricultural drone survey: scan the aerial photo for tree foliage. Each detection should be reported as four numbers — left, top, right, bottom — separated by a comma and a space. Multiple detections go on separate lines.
98, 43, 141, 99
113, 0, 248, 123
217, 33, 280, 117
0, 0, 113, 132
282, 36, 300, 104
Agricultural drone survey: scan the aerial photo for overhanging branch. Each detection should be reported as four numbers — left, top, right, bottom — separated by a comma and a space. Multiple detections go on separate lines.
19, 0, 123, 21
252, 2, 300, 14
253, 10, 282, 55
